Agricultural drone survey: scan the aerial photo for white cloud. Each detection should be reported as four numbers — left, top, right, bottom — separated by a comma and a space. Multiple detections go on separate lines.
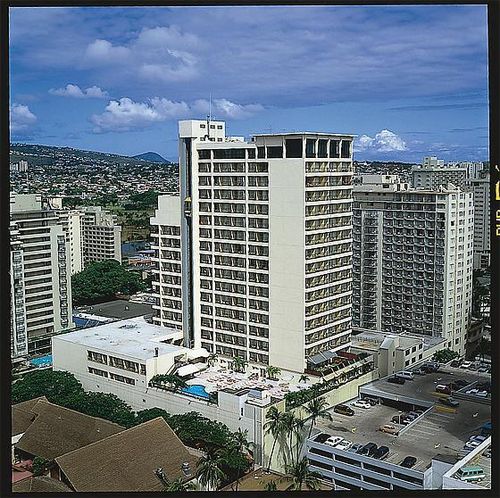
49, 84, 108, 99
91, 96, 264, 133
355, 129, 407, 152
83, 39, 130, 65
10, 103, 37, 132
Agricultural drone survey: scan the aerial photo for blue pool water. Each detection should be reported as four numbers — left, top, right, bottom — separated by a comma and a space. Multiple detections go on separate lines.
182, 384, 210, 400
30, 354, 52, 367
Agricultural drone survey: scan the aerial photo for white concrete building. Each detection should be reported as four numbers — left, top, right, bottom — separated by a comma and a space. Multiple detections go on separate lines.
56, 210, 84, 274
151, 119, 355, 373
466, 170, 490, 269
352, 175, 474, 355
80, 206, 122, 265
412, 161, 467, 190
10, 193, 73, 357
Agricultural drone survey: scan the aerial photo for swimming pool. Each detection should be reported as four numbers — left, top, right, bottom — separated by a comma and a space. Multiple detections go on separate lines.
182, 384, 210, 400
30, 355, 52, 367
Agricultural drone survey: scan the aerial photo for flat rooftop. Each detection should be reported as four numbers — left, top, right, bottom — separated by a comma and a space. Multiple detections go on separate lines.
74, 300, 154, 320
312, 366, 491, 472
54, 317, 186, 361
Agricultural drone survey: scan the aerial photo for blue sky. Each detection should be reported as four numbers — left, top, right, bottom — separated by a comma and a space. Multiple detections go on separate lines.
9, 5, 489, 162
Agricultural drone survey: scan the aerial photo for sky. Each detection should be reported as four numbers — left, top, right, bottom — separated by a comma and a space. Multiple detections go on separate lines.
9, 5, 489, 162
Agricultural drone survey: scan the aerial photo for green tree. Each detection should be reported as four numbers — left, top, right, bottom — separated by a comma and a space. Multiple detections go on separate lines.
299, 374, 309, 384
285, 457, 322, 491
163, 477, 197, 492
231, 356, 248, 373
264, 480, 278, 491
71, 260, 146, 306
61, 391, 135, 427
135, 407, 171, 425
150, 374, 188, 392
226, 429, 252, 491
207, 354, 218, 368
266, 365, 282, 381
304, 396, 333, 438
196, 449, 227, 491
31, 457, 50, 476
12, 370, 84, 404
264, 406, 284, 472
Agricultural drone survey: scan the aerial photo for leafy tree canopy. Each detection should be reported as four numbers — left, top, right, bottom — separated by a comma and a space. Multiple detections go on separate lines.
71, 260, 146, 305
12, 370, 84, 404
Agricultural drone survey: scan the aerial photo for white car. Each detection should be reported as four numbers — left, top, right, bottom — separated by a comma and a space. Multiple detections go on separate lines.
476, 391, 489, 398
335, 440, 352, 451
325, 436, 344, 448
461, 361, 472, 369
465, 440, 481, 450
351, 400, 371, 409
466, 389, 479, 395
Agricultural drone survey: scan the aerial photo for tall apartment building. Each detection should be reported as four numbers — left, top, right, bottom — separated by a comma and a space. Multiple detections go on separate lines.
352, 175, 473, 355
151, 119, 354, 373
80, 206, 122, 265
10, 193, 73, 357
55, 210, 84, 274
467, 169, 490, 269
412, 159, 467, 190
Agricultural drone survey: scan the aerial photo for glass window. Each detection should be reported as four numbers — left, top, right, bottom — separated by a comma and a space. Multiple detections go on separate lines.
285, 138, 302, 158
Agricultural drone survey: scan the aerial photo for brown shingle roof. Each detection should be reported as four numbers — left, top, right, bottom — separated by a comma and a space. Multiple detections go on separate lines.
11, 397, 48, 436
15, 399, 124, 460
12, 476, 74, 493
55, 417, 199, 492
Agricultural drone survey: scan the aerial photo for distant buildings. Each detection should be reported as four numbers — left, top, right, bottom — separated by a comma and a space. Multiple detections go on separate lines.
11, 160, 29, 173
151, 119, 355, 373
412, 159, 467, 190
10, 193, 73, 358
352, 175, 473, 355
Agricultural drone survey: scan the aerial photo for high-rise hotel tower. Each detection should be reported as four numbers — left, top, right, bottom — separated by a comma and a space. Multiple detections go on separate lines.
151, 120, 354, 373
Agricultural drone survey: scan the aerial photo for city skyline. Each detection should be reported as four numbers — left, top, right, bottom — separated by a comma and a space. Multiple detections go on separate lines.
9, 5, 488, 162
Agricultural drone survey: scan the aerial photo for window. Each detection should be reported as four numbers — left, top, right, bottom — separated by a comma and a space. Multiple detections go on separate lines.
318, 139, 328, 158
266, 146, 283, 158
306, 139, 316, 158
257, 147, 265, 158
213, 148, 246, 159
248, 148, 256, 159
330, 140, 340, 158
341, 140, 351, 158
285, 138, 302, 158
198, 149, 211, 159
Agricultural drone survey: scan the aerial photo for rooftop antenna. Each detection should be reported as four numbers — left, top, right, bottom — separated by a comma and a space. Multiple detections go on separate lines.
209, 93, 212, 123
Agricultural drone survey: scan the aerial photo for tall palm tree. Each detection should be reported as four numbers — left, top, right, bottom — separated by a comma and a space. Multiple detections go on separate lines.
263, 480, 278, 491
305, 396, 333, 438
163, 477, 197, 492
279, 411, 300, 467
231, 356, 248, 373
196, 449, 227, 491
285, 457, 322, 491
230, 428, 252, 491
264, 406, 283, 472
299, 374, 309, 384
292, 417, 307, 463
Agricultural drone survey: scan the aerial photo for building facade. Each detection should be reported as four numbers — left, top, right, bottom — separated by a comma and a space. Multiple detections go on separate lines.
80, 206, 122, 265
352, 176, 473, 355
412, 163, 467, 190
10, 193, 73, 357
56, 210, 84, 274
151, 119, 355, 373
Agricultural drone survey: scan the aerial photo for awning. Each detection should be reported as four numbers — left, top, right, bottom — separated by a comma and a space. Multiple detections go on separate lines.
186, 348, 210, 360
308, 350, 338, 366
177, 362, 207, 377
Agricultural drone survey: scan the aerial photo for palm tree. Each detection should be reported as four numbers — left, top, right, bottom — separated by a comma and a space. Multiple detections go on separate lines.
231, 356, 248, 373
285, 457, 322, 491
207, 353, 218, 368
266, 365, 282, 381
264, 406, 283, 472
163, 477, 197, 492
230, 428, 252, 491
279, 411, 300, 467
196, 449, 227, 491
263, 480, 278, 491
292, 416, 307, 463
304, 396, 333, 439
299, 374, 309, 384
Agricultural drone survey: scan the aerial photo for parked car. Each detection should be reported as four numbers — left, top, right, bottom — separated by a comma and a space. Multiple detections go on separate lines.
466, 389, 479, 395
363, 397, 378, 406
335, 439, 352, 451
391, 414, 405, 424
460, 361, 472, 369
439, 397, 460, 407
388, 375, 405, 385
334, 404, 355, 416
481, 422, 491, 436
468, 363, 479, 371
484, 448, 491, 459
401, 456, 417, 468
396, 371, 414, 381
373, 446, 389, 460
436, 384, 452, 395
478, 366, 489, 373
469, 435, 487, 444
379, 424, 399, 435
450, 379, 468, 390
450, 360, 461, 368
422, 362, 440, 372
412, 367, 426, 375
360, 442, 378, 456
325, 436, 344, 448
464, 440, 482, 450
349, 443, 363, 453
456, 466, 485, 483
351, 399, 371, 409
476, 391, 489, 398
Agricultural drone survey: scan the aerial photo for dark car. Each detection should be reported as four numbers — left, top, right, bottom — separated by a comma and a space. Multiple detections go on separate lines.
450, 360, 461, 368
388, 376, 405, 385
392, 414, 405, 424
334, 404, 355, 416
450, 379, 468, 390
364, 397, 378, 406
314, 433, 331, 444
359, 442, 378, 456
401, 456, 417, 468
439, 397, 460, 407
374, 446, 389, 460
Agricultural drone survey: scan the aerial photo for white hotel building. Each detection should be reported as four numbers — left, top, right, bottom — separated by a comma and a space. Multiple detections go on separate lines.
151, 120, 355, 373
352, 175, 474, 355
